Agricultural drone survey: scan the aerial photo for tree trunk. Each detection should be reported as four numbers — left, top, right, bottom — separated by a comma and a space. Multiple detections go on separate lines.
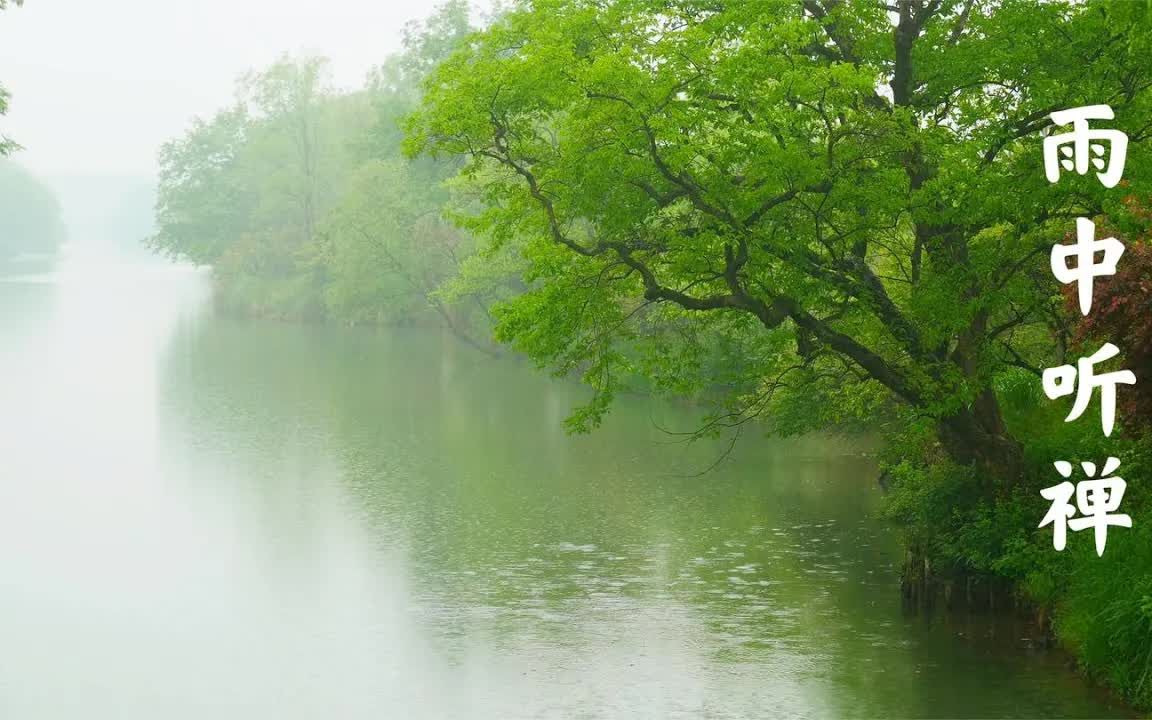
936, 391, 1023, 490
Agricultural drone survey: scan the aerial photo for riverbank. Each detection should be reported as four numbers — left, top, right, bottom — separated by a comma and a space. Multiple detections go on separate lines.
882, 418, 1152, 714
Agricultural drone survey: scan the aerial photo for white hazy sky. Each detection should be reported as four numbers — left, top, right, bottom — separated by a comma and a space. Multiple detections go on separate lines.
0, 0, 444, 179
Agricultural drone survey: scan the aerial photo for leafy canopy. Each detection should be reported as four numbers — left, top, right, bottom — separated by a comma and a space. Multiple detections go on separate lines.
407, 0, 1152, 460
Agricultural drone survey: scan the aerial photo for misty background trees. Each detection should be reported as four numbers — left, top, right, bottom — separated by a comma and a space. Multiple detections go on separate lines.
0, 160, 66, 259
148, 1, 508, 348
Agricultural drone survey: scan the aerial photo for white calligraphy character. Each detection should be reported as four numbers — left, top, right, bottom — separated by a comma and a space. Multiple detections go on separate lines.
1051, 218, 1125, 315
1042, 343, 1136, 437
1040, 458, 1131, 556
1044, 105, 1128, 188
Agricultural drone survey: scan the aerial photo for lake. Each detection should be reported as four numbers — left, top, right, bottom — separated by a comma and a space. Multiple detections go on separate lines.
0, 251, 1129, 718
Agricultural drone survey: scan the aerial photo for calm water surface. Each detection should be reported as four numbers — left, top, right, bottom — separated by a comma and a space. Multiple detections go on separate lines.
0, 253, 1130, 718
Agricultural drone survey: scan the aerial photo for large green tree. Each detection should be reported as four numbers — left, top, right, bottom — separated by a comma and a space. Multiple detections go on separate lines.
408, 0, 1152, 483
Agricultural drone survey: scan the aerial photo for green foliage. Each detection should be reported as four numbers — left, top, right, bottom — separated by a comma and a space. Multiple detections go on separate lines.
152, 106, 254, 265
149, 1, 503, 345
0, 87, 16, 157
0, 0, 24, 156
879, 394, 1152, 710
321, 158, 481, 327
153, 53, 373, 313
1058, 515, 1152, 709
405, 0, 1152, 708
148, 0, 1152, 706
0, 160, 66, 257
407, 0, 1152, 468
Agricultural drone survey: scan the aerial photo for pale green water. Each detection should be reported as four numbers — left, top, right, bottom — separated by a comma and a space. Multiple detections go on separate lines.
0, 253, 1130, 718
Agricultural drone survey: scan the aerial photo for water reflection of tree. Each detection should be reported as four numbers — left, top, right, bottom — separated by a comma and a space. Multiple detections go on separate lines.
157, 317, 1122, 718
